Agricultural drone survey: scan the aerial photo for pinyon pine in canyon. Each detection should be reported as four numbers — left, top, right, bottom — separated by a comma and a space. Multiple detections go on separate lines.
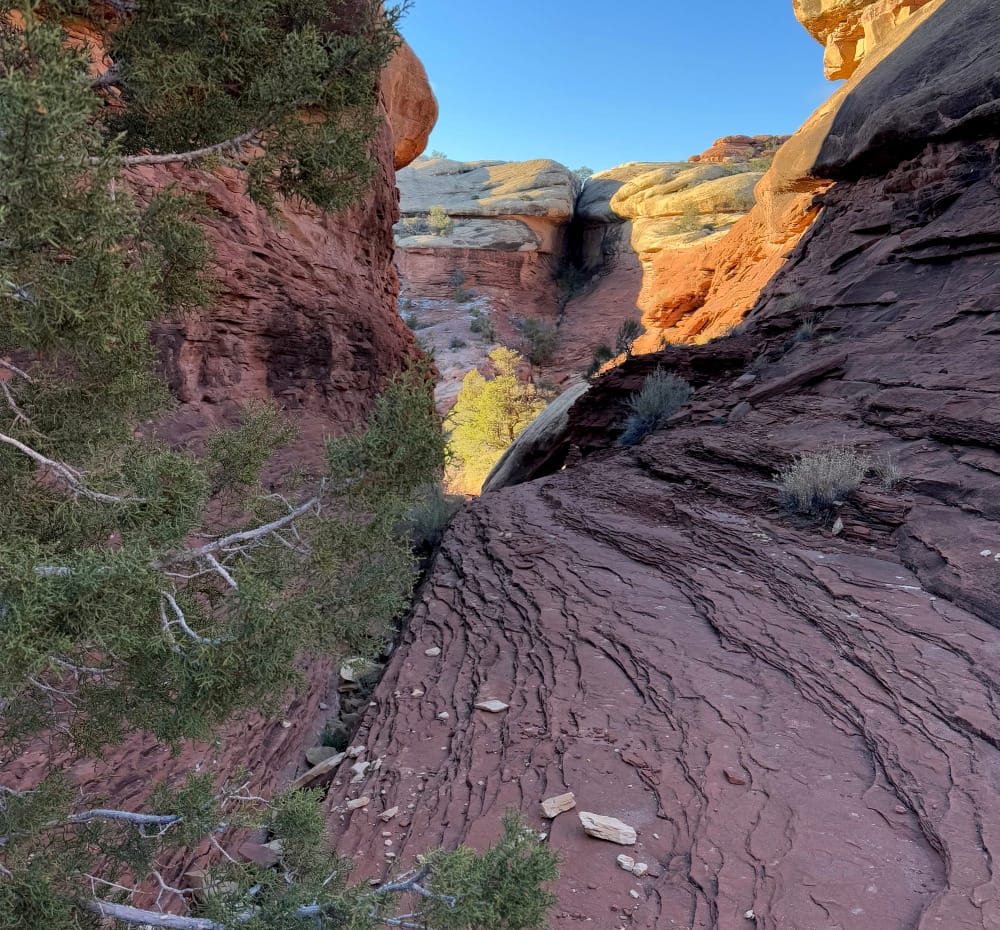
0, 1, 556, 926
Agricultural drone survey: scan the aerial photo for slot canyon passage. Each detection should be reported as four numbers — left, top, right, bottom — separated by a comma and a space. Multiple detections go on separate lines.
4, 0, 1000, 928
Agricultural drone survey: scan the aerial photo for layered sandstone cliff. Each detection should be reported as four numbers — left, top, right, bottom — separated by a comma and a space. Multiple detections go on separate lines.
321, 2, 1000, 928
394, 156, 578, 317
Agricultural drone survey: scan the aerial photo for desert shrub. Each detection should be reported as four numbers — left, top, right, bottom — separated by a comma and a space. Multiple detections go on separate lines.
518, 318, 559, 371
430, 149, 448, 159
573, 166, 594, 184
777, 447, 871, 514
673, 201, 704, 233
400, 215, 431, 235
429, 204, 454, 237
720, 191, 756, 212
615, 318, 646, 358
793, 316, 817, 343
470, 307, 497, 343
619, 371, 693, 446
872, 456, 903, 489
449, 337, 468, 349
555, 263, 589, 308
447, 348, 547, 492
586, 342, 614, 379
449, 268, 473, 302
406, 482, 463, 551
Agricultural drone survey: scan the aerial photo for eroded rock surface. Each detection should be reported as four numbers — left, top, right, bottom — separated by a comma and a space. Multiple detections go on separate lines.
394, 157, 578, 319
793, 0, 940, 79
324, 2, 1000, 926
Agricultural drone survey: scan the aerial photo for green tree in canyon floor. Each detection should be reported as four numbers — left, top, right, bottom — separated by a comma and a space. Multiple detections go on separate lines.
447, 348, 548, 493
0, 3, 557, 927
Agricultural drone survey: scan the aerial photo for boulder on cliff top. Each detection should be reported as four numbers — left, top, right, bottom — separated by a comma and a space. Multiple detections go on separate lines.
382, 41, 438, 170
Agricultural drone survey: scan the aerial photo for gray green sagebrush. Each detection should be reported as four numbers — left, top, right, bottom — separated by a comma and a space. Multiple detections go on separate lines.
0, 3, 557, 928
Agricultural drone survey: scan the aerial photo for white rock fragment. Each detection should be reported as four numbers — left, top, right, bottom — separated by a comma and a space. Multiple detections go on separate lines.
475, 699, 510, 713
616, 854, 636, 872
425, 647, 441, 657
632, 862, 648, 877
412, 689, 425, 697
832, 517, 844, 536
350, 760, 370, 783
380, 806, 399, 822
981, 550, 992, 557
629, 890, 640, 900
578, 811, 637, 846
346, 796, 370, 811
541, 792, 576, 819
347, 745, 366, 759
436, 711, 450, 720
745, 909, 756, 920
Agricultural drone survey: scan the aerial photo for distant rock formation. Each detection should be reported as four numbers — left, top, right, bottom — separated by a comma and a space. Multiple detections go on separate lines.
689, 134, 789, 163
394, 157, 578, 317
793, 0, 939, 79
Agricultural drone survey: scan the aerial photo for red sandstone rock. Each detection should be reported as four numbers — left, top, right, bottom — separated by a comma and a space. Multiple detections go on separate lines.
689, 134, 790, 164
382, 41, 438, 170
321, 5, 1000, 927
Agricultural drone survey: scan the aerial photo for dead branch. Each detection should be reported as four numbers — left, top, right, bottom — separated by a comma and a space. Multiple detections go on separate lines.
0, 431, 143, 504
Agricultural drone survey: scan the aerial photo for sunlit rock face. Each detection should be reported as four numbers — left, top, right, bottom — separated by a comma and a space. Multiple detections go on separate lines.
793, 0, 939, 79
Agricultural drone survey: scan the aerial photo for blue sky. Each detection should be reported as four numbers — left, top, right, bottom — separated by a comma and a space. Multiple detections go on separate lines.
399, 1, 835, 172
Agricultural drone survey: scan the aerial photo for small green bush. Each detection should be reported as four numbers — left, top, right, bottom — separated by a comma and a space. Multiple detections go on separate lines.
428, 204, 454, 237
518, 318, 559, 370
619, 370, 693, 446
400, 215, 430, 235
406, 483, 462, 551
615, 318, 646, 358
586, 342, 614, 379
449, 337, 468, 350
469, 308, 497, 343
777, 447, 870, 514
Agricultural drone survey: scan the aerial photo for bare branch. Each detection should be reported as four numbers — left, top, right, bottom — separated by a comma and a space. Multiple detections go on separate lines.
86, 901, 222, 930
68, 809, 182, 829
0, 360, 33, 383
160, 592, 231, 647
0, 431, 143, 504
183, 496, 321, 560
205, 553, 238, 590
112, 129, 261, 167
0, 379, 29, 424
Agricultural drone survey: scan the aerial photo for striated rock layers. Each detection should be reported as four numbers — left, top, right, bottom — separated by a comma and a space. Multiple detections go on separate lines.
321, 1, 1000, 927
152, 40, 437, 454
394, 157, 579, 318
794, 0, 940, 79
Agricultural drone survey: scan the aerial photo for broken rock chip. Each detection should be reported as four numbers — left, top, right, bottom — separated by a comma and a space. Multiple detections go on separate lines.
380, 806, 399, 822
578, 811, 637, 846
346, 796, 370, 811
616, 854, 636, 872
289, 751, 346, 791
474, 699, 509, 713
424, 646, 441, 657
541, 792, 576, 819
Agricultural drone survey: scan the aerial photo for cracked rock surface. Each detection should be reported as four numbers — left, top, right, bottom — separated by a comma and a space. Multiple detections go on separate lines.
325, 82, 1000, 930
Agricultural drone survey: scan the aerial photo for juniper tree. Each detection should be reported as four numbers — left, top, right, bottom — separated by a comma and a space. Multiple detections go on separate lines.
0, 2, 557, 926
